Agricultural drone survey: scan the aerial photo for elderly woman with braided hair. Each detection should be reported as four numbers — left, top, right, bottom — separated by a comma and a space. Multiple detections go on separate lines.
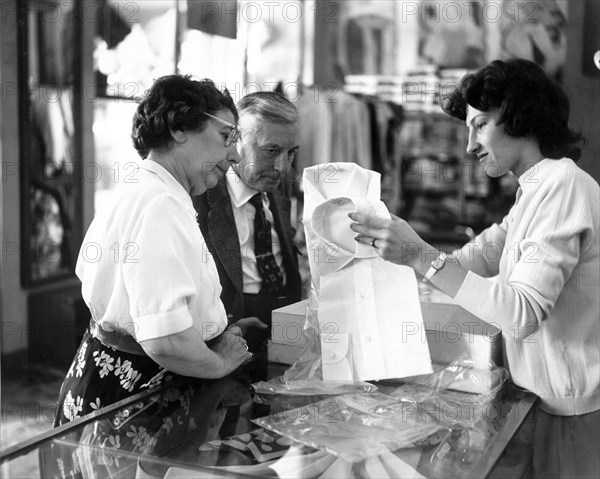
350, 59, 599, 478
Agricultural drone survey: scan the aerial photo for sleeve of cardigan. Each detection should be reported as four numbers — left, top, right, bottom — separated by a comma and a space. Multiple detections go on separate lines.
454, 169, 593, 341
453, 215, 509, 278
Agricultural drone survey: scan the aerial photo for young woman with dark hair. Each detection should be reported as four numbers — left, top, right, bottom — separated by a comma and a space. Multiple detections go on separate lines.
350, 59, 599, 478
442, 58, 585, 161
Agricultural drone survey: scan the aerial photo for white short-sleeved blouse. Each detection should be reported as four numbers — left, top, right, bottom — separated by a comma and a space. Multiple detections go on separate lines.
76, 160, 227, 342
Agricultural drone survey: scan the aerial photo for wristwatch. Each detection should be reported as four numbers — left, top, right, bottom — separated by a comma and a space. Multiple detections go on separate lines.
422, 252, 447, 283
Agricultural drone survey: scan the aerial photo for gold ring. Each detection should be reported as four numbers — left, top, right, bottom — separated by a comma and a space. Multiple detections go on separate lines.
371, 238, 377, 248
243, 343, 248, 351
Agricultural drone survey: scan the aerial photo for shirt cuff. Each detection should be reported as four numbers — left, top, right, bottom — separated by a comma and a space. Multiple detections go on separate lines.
132, 305, 194, 342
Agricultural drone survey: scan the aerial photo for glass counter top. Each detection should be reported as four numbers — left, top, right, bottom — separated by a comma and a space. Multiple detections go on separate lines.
1, 365, 537, 479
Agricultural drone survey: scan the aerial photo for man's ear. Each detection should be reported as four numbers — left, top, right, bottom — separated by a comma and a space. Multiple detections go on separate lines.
170, 129, 187, 144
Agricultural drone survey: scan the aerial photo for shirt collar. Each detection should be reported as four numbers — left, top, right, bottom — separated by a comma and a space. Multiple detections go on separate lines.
517, 158, 563, 191
311, 198, 381, 275
225, 166, 261, 208
141, 160, 197, 218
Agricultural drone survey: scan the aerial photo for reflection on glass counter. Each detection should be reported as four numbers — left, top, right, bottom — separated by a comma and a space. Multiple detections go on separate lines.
1, 365, 537, 479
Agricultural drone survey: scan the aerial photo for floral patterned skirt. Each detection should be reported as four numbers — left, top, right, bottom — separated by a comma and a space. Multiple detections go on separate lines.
53, 330, 171, 427
43, 329, 235, 478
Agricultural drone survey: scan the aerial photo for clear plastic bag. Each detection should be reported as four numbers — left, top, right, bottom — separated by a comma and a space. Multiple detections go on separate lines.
387, 358, 510, 478
281, 285, 323, 382
252, 376, 378, 398
253, 287, 378, 397
252, 391, 449, 463
389, 357, 509, 429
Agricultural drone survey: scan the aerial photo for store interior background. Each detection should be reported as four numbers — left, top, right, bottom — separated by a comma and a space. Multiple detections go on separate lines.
1, 0, 599, 450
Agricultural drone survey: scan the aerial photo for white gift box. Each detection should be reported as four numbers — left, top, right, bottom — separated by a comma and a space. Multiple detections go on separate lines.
420, 301, 502, 370
268, 299, 503, 382
267, 341, 305, 365
271, 300, 309, 348
407, 301, 504, 394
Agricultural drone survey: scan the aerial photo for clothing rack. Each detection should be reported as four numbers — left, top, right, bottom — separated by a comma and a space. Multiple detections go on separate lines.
287, 83, 405, 215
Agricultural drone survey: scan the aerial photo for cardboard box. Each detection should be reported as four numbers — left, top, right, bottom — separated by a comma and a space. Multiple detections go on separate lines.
268, 299, 503, 391
267, 341, 305, 365
417, 301, 503, 394
420, 301, 502, 370
271, 300, 309, 347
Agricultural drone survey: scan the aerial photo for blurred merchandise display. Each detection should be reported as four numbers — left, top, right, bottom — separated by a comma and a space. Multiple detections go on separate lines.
343, 69, 517, 246
295, 86, 405, 215
398, 111, 518, 246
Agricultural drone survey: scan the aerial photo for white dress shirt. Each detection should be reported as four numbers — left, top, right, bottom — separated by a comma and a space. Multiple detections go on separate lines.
76, 160, 227, 342
303, 163, 433, 381
225, 167, 286, 294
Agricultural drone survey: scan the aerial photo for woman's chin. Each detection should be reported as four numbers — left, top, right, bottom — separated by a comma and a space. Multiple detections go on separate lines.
190, 179, 209, 196
203, 174, 221, 191
483, 164, 503, 178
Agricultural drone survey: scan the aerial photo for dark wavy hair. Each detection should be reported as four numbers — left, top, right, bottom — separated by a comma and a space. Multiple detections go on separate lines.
131, 75, 237, 159
441, 59, 586, 161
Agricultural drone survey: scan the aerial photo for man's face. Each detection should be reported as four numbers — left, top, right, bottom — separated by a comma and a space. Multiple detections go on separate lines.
234, 116, 299, 193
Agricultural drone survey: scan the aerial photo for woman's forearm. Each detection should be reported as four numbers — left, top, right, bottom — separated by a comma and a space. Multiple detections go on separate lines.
348, 212, 543, 339
411, 244, 541, 339
139, 327, 240, 378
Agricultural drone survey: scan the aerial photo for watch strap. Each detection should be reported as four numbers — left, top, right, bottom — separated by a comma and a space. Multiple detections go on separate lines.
423, 252, 447, 283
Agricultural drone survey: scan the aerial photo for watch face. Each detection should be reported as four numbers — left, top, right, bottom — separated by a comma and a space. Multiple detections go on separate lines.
432, 256, 445, 270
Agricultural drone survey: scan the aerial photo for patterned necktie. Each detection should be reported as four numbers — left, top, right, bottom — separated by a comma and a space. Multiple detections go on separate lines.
249, 193, 285, 296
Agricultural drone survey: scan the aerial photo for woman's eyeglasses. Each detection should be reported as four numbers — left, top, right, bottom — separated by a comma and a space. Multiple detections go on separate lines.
202, 112, 240, 147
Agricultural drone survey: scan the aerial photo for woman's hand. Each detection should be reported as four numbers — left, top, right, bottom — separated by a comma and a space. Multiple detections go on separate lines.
226, 316, 267, 337
348, 211, 468, 297
348, 212, 426, 269
210, 329, 254, 374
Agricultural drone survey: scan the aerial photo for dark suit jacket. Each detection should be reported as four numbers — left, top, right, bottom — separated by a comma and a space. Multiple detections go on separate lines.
193, 177, 302, 323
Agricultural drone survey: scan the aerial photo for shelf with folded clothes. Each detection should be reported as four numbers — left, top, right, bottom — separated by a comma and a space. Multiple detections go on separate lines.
464, 192, 492, 200
415, 230, 473, 251
401, 192, 460, 223
403, 185, 460, 196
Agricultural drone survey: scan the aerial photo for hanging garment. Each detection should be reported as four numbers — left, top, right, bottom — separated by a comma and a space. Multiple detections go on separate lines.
331, 93, 373, 169
295, 87, 334, 171
303, 163, 432, 381
31, 86, 74, 174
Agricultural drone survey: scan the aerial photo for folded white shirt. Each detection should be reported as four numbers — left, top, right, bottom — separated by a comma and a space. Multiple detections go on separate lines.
303, 163, 432, 381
